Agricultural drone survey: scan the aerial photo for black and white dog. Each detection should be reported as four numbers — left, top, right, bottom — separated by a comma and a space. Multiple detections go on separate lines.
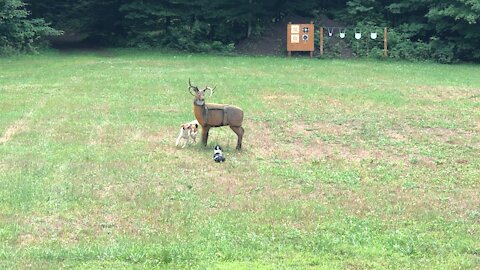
213, 145, 226, 163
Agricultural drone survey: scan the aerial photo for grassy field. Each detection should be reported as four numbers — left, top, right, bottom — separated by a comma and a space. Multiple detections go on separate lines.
0, 50, 479, 269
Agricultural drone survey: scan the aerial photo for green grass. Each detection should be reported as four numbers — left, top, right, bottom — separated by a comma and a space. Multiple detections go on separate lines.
1, 49, 479, 269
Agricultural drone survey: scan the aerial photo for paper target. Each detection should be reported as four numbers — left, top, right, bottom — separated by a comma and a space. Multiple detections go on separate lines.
291, 34, 299, 43
291, 25, 299, 34
327, 27, 333, 37
287, 23, 314, 54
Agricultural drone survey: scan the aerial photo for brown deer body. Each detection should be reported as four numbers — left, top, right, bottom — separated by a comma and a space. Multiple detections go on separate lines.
188, 79, 244, 150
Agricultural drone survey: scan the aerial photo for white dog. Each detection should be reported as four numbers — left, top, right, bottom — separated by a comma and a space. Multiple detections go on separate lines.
175, 120, 199, 148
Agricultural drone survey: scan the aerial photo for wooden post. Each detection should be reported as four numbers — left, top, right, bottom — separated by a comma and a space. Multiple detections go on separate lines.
320, 27, 324, 57
366, 35, 369, 58
356, 41, 359, 61
384, 27, 388, 58
287, 22, 291, 57
310, 21, 314, 58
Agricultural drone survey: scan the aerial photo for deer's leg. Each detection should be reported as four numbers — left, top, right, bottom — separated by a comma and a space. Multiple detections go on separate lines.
230, 126, 244, 150
202, 126, 210, 146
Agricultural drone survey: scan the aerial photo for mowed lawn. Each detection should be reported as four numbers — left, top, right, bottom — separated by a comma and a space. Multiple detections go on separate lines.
0, 50, 479, 269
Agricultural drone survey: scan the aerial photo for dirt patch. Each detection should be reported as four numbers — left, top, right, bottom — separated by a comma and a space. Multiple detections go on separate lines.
131, 129, 169, 143
0, 99, 46, 144
248, 119, 456, 167
0, 121, 29, 144
385, 130, 407, 141
235, 16, 290, 56
88, 126, 171, 148
424, 127, 462, 140
88, 124, 108, 146
17, 233, 37, 247
200, 178, 331, 230
245, 121, 280, 159
290, 121, 351, 137
283, 121, 397, 163
262, 94, 301, 102
333, 189, 373, 218
447, 188, 480, 221
21, 209, 143, 246
390, 124, 476, 146
369, 185, 480, 222
308, 139, 384, 162
413, 85, 479, 101
248, 120, 393, 164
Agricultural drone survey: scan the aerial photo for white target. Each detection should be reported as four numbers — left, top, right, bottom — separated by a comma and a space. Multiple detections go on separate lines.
327, 27, 333, 37
291, 25, 299, 34
291, 34, 299, 43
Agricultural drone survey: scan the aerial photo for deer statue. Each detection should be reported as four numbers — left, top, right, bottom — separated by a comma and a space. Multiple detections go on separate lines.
188, 79, 245, 150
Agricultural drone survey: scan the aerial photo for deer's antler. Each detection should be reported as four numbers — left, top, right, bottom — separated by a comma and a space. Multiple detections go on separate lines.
188, 78, 197, 96
205, 86, 216, 97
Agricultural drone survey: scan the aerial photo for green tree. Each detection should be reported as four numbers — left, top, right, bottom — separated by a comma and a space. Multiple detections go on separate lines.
427, 0, 480, 61
25, 0, 122, 45
0, 0, 60, 54
7, 0, 480, 62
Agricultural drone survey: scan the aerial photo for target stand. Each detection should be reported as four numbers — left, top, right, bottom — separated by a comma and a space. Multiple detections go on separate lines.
287, 22, 314, 57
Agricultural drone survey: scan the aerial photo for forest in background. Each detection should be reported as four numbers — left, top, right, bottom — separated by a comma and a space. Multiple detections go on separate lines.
1, 0, 479, 63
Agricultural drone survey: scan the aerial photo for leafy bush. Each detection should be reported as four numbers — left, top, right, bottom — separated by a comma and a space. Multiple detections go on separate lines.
118, 2, 235, 53
0, 0, 61, 55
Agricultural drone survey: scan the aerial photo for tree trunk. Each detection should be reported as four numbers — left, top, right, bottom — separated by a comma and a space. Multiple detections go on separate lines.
247, 0, 253, 38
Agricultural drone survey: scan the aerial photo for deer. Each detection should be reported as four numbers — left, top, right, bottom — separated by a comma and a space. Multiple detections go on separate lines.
188, 79, 245, 150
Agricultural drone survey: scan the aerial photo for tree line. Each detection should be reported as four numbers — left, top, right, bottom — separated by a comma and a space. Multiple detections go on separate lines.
1, 0, 479, 63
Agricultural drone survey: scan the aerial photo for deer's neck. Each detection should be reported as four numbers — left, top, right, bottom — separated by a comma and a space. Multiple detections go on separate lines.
193, 100, 206, 126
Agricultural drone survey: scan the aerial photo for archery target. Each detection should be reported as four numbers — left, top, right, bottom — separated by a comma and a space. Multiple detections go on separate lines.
287, 23, 314, 52
291, 34, 299, 43
291, 25, 299, 34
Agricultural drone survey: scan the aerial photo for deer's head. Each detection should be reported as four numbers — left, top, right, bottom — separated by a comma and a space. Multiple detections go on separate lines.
189, 78, 215, 106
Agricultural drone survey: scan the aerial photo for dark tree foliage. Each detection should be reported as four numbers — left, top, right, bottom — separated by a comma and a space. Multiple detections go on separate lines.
0, 0, 60, 54
25, 0, 122, 45
12, 0, 480, 62
426, 0, 480, 62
